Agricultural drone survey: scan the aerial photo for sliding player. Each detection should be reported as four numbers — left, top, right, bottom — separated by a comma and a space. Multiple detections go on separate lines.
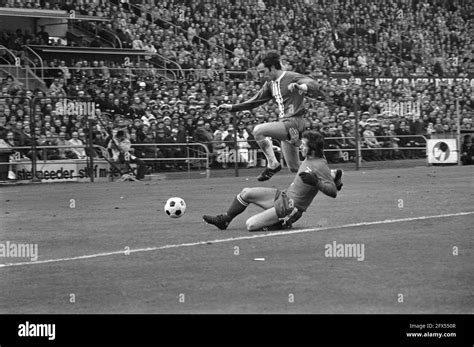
203, 130, 343, 231
218, 50, 328, 181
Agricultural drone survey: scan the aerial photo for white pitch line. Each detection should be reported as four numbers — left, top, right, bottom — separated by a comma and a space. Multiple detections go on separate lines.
0, 211, 473, 269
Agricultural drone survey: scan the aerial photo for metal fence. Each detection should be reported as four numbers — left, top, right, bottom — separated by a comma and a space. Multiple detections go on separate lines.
2, 133, 468, 182
0, 142, 211, 182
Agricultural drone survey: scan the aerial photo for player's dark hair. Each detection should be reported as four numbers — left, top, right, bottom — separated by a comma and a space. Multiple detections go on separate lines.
302, 131, 325, 158
254, 50, 282, 70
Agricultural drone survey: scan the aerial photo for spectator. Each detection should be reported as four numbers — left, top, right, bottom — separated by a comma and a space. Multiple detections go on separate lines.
37, 134, 61, 160
385, 124, 404, 160
193, 119, 214, 151
56, 132, 78, 159
325, 127, 343, 163
107, 129, 147, 179
0, 131, 18, 179
37, 25, 50, 45
154, 127, 174, 170
0, 117, 8, 140
236, 123, 251, 167
49, 78, 66, 95
68, 131, 86, 159
362, 124, 383, 161
461, 135, 473, 166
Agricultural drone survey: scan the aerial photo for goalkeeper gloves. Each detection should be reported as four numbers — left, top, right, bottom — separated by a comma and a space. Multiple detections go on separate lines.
299, 172, 319, 186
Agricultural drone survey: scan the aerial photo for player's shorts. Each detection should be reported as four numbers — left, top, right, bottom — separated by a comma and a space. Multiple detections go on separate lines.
274, 189, 297, 218
281, 115, 306, 134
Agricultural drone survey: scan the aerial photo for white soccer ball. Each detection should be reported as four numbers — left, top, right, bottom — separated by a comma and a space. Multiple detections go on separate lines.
164, 197, 186, 218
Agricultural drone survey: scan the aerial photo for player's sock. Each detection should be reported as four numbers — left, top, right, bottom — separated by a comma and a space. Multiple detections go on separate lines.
257, 137, 279, 168
226, 194, 249, 220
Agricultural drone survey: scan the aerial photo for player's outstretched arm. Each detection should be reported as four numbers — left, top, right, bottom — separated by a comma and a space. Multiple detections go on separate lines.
223, 84, 272, 113
316, 178, 338, 198
299, 172, 337, 198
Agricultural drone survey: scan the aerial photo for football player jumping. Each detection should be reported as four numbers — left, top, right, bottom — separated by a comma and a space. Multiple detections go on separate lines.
218, 51, 331, 181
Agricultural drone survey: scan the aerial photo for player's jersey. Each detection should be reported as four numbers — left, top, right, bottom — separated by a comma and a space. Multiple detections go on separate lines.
230, 71, 320, 119
285, 157, 337, 211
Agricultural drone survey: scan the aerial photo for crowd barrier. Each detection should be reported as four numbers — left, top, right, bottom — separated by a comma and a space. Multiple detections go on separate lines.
0, 142, 211, 182
1, 132, 467, 183
0, 135, 432, 182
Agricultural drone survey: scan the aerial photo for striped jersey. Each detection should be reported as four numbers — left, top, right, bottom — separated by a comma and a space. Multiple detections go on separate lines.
230, 71, 320, 119
285, 157, 337, 211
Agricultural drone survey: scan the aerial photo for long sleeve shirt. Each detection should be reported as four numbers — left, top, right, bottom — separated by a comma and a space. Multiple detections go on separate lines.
286, 157, 337, 211
230, 71, 321, 119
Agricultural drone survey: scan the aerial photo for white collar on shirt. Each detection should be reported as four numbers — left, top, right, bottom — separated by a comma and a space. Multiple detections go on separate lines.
273, 71, 286, 84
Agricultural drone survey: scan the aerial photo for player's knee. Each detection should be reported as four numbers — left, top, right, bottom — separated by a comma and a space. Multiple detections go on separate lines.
253, 124, 264, 138
240, 187, 251, 200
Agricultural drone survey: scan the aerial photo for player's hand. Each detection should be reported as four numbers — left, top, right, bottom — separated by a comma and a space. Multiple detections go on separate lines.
282, 209, 303, 228
217, 104, 232, 113
288, 127, 300, 145
299, 172, 319, 186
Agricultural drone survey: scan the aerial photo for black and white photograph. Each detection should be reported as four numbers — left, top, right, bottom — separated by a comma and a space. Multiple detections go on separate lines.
0, 0, 472, 344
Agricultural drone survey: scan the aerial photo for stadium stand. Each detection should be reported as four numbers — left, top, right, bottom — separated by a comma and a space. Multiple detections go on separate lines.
117, 0, 472, 77
0, 0, 472, 174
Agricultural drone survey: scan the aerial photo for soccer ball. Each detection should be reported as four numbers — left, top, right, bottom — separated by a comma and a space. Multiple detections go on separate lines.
164, 197, 186, 218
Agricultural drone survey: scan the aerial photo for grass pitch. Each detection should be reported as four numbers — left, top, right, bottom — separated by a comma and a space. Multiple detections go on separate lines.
0, 164, 473, 313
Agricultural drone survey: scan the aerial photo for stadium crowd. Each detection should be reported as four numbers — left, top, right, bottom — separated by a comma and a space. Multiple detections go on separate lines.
0, 0, 473, 171
1, 69, 472, 166
122, 0, 472, 77
1, 0, 471, 76
0, 0, 106, 13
